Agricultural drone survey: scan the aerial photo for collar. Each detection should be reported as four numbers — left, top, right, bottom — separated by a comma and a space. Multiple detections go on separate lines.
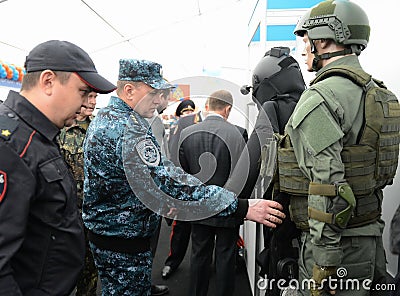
205, 113, 225, 120
199, 110, 208, 120
64, 116, 92, 131
315, 55, 362, 77
107, 96, 150, 128
108, 96, 134, 112
4, 91, 59, 142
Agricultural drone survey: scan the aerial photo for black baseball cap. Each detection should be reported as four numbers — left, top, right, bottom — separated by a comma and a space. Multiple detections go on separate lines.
24, 40, 116, 94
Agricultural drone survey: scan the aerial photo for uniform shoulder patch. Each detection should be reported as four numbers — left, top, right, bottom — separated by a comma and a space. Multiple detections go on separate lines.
0, 115, 19, 140
136, 139, 161, 167
0, 170, 7, 203
292, 93, 324, 129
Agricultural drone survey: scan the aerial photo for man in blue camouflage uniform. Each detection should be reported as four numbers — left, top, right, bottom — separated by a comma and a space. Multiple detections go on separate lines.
83, 58, 286, 295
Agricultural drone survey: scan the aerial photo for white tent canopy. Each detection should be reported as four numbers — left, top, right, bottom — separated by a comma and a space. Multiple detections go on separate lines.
0, 0, 249, 84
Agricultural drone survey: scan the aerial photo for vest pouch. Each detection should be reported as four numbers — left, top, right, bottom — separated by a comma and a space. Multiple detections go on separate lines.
260, 136, 278, 180
289, 195, 309, 230
278, 147, 309, 196
341, 145, 376, 196
362, 87, 400, 184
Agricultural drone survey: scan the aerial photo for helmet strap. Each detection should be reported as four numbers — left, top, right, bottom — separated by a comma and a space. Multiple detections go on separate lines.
312, 48, 353, 71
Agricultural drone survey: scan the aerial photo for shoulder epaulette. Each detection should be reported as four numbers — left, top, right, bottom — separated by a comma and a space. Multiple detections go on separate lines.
0, 115, 18, 140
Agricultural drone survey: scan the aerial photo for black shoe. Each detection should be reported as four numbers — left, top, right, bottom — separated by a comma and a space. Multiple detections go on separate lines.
151, 284, 169, 296
161, 265, 174, 279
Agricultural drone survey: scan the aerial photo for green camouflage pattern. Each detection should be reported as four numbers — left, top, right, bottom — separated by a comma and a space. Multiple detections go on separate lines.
76, 228, 98, 296
58, 118, 91, 205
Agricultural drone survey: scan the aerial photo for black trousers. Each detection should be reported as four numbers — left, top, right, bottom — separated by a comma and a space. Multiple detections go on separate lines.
164, 220, 191, 269
150, 219, 162, 258
189, 223, 239, 296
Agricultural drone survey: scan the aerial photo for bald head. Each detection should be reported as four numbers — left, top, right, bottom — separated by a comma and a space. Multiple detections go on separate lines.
207, 90, 233, 120
208, 90, 233, 111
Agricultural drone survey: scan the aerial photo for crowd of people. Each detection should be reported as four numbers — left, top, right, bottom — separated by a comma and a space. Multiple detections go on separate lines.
0, 1, 400, 296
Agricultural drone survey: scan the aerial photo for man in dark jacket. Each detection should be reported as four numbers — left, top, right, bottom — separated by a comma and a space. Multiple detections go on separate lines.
161, 99, 204, 279
179, 90, 247, 296
0, 40, 116, 295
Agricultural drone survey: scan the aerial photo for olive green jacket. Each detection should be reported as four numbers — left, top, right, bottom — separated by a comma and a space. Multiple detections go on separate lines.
286, 55, 382, 267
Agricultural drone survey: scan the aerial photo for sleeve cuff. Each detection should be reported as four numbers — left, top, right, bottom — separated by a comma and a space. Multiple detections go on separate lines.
234, 198, 249, 221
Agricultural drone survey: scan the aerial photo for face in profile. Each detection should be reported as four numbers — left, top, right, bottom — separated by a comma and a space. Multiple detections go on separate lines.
133, 84, 163, 118
57, 73, 93, 128
157, 89, 171, 114
79, 92, 98, 118
302, 33, 315, 72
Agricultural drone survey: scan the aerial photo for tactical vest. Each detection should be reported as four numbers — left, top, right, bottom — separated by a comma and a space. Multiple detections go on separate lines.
274, 66, 400, 230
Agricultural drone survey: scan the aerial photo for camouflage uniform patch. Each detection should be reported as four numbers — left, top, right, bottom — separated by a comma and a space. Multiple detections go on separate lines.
90, 242, 152, 296
135, 139, 160, 167
58, 119, 89, 206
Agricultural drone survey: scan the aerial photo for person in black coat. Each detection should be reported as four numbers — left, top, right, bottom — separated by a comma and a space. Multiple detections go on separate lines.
179, 90, 247, 296
168, 99, 200, 165
161, 99, 201, 279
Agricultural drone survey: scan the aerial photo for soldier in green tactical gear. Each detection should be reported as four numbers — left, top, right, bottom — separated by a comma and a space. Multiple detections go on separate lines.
59, 91, 99, 296
281, 0, 400, 295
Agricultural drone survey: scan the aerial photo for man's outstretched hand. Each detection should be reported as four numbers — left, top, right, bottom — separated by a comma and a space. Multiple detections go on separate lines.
245, 199, 285, 227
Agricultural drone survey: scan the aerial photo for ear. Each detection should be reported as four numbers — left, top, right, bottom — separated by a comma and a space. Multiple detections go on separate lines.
319, 39, 331, 49
124, 83, 137, 100
223, 105, 232, 119
39, 70, 57, 96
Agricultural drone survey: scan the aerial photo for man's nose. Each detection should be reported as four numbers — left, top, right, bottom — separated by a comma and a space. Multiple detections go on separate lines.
153, 94, 162, 104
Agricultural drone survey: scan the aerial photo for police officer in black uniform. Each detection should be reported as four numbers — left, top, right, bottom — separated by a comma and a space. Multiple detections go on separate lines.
0, 40, 116, 295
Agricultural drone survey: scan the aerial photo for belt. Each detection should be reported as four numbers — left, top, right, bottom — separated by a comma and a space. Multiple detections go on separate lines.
88, 230, 150, 254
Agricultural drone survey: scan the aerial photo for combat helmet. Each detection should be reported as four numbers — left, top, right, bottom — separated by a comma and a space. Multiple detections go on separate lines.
294, 0, 370, 70
293, 7, 311, 38
244, 47, 305, 107
306, 0, 369, 51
